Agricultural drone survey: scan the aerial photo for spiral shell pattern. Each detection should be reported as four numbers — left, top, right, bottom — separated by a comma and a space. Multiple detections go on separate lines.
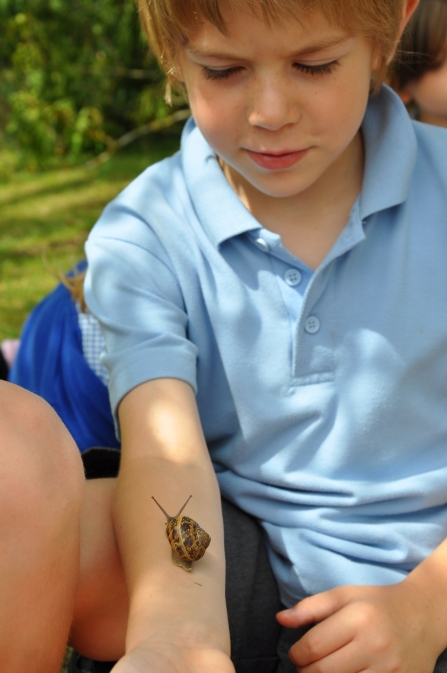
167, 515, 211, 564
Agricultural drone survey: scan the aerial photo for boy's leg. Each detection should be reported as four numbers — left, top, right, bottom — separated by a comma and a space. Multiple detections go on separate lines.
223, 499, 284, 672
0, 381, 84, 672
70, 477, 128, 661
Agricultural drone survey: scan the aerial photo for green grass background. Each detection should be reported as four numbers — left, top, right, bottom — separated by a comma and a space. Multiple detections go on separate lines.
0, 136, 180, 341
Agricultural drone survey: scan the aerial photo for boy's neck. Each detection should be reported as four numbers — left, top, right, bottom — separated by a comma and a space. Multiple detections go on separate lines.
222, 130, 365, 270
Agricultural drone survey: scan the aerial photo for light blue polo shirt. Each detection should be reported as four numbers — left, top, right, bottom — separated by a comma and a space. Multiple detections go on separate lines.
85, 85, 447, 606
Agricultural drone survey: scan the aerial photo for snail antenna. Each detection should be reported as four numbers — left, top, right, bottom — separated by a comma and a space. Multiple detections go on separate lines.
174, 495, 193, 518
152, 496, 172, 521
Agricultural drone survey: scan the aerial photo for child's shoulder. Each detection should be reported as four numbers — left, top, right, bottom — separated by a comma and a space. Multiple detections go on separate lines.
396, 116, 447, 218
364, 86, 447, 207
114, 117, 215, 217
89, 126, 193, 245
117, 145, 187, 217
88, 116, 240, 252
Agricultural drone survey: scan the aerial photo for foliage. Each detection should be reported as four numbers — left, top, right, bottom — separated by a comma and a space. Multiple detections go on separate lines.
0, 0, 178, 170
0, 137, 180, 340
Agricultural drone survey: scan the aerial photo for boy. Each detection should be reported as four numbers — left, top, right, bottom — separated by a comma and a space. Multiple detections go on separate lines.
72, 0, 447, 671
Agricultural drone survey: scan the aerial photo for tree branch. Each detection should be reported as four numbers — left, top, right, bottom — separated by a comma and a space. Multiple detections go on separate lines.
84, 108, 190, 169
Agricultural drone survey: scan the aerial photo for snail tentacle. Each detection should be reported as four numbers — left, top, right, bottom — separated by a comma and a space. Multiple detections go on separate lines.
174, 494, 193, 518
151, 495, 172, 520
151, 495, 193, 521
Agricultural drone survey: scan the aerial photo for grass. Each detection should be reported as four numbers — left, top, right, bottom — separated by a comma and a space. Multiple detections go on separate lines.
0, 135, 181, 341
61, 647, 73, 673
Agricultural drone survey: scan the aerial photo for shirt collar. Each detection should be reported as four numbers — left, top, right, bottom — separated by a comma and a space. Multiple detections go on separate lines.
182, 119, 261, 248
360, 84, 417, 219
181, 84, 417, 248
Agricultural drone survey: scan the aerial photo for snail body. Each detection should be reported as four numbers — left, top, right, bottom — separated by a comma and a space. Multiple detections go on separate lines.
152, 495, 211, 571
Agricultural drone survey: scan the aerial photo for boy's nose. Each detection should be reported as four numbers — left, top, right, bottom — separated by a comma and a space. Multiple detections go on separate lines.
247, 78, 299, 130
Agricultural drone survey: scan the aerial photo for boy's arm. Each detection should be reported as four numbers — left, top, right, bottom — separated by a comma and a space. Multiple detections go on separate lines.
112, 377, 234, 673
277, 540, 447, 673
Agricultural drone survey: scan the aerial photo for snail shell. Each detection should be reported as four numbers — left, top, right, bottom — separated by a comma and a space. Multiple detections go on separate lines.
152, 495, 211, 572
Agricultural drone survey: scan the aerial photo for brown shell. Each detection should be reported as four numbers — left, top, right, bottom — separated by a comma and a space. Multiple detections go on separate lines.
166, 515, 211, 563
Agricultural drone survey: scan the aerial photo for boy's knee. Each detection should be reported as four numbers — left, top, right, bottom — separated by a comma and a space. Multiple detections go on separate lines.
0, 381, 84, 526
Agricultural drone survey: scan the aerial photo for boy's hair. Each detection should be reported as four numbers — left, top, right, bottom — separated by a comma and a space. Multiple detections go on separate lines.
139, 0, 408, 95
60, 269, 87, 312
390, 0, 447, 91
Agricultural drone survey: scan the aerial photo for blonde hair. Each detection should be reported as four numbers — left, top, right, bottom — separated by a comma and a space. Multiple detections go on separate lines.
139, 0, 407, 94
55, 267, 87, 312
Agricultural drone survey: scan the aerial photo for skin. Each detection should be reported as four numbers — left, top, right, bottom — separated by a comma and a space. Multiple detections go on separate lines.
0, 382, 84, 672
400, 51, 447, 128
71, 379, 233, 673
71, 3, 447, 673
277, 541, 447, 672
177, 6, 378, 268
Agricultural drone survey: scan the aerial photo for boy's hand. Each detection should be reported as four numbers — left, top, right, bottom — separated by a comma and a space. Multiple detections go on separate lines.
277, 578, 445, 673
111, 640, 235, 673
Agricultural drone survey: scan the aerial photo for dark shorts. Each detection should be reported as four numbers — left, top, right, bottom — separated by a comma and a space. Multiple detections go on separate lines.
0, 348, 8, 380
70, 448, 447, 673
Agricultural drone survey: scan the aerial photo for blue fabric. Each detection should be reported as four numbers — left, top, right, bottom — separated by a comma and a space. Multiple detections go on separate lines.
9, 269, 118, 452
85, 85, 447, 605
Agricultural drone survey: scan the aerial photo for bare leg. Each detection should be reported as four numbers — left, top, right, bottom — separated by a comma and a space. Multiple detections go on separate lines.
70, 478, 128, 661
0, 381, 84, 672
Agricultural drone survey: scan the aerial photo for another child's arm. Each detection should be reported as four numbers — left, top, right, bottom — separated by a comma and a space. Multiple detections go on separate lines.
111, 377, 234, 673
277, 541, 447, 673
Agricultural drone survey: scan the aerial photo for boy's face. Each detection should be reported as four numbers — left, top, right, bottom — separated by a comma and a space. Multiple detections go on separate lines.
177, 4, 380, 202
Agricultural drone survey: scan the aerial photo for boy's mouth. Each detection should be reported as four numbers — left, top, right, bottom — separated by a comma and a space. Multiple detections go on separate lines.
244, 148, 309, 170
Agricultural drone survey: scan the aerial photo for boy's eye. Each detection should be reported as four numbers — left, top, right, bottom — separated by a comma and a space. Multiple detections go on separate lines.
200, 60, 339, 82
201, 66, 244, 81
294, 60, 339, 76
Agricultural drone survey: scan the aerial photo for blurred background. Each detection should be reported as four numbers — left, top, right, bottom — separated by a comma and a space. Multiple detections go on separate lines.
0, 0, 188, 341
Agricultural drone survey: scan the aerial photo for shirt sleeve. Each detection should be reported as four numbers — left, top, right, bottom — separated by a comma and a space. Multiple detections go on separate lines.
84, 199, 198, 425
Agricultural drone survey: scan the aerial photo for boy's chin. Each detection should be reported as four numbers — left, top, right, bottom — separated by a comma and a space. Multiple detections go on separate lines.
223, 159, 320, 201
246, 174, 316, 200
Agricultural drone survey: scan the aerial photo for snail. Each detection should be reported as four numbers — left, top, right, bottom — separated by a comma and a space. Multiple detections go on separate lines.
151, 495, 211, 572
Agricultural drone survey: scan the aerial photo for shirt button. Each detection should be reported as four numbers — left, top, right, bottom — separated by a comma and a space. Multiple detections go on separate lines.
304, 316, 320, 334
254, 237, 270, 252
284, 268, 302, 286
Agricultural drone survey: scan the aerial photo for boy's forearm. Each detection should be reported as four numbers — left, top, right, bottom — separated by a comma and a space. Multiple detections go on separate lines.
113, 457, 229, 653
114, 379, 230, 656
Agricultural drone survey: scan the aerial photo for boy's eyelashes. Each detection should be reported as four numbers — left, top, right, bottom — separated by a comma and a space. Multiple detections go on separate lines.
200, 60, 340, 81
294, 60, 340, 76
201, 66, 244, 81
